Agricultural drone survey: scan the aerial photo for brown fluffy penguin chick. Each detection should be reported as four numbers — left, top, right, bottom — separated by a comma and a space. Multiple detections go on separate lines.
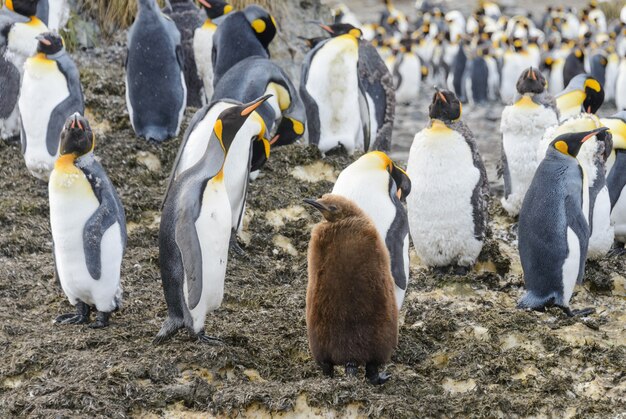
304, 194, 398, 385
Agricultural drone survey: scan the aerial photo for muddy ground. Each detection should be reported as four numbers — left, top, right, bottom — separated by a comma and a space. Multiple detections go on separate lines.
1, 5, 626, 419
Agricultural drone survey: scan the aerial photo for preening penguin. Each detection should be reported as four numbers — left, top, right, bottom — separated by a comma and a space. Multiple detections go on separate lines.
193, 0, 232, 103
518, 128, 610, 316
19, 32, 84, 181
500, 67, 559, 217
155, 95, 270, 344
332, 151, 411, 310
305, 194, 398, 385
49, 113, 127, 328
407, 89, 489, 270
126, 0, 187, 142
555, 74, 604, 121
603, 112, 626, 252
211, 5, 277, 87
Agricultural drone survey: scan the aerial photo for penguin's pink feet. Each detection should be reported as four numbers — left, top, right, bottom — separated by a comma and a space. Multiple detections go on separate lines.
55, 301, 90, 325
89, 311, 111, 329
366, 363, 390, 385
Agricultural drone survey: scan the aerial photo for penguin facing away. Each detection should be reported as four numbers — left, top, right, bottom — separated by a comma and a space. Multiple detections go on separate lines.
126, 0, 187, 142
155, 95, 270, 344
305, 194, 398, 385
49, 113, 127, 328
603, 112, 626, 252
518, 128, 609, 316
407, 89, 489, 270
500, 67, 559, 217
19, 32, 84, 181
332, 151, 411, 310
193, 0, 232, 103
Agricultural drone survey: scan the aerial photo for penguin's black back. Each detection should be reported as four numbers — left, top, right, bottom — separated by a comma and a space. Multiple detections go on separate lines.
563, 52, 585, 88
470, 56, 489, 104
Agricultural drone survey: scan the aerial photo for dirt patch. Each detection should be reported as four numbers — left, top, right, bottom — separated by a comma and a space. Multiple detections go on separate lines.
1, 19, 625, 419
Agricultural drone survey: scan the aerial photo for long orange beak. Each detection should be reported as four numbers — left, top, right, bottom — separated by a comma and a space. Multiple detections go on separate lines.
241, 94, 272, 116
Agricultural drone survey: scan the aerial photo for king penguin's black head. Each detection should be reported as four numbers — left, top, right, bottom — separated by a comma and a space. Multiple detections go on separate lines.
551, 127, 610, 158
318, 22, 363, 39
198, 0, 232, 19
36, 32, 64, 55
516, 67, 546, 95
8, 0, 39, 16
243, 5, 277, 50
582, 76, 604, 114
429, 88, 462, 122
213, 94, 272, 153
60, 113, 94, 157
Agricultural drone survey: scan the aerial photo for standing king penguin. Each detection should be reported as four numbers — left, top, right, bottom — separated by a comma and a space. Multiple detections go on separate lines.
19, 32, 84, 181
155, 95, 270, 344
518, 128, 610, 316
126, 0, 187, 142
407, 89, 489, 270
555, 74, 604, 121
305, 194, 398, 385
332, 151, 411, 310
193, 0, 232, 103
500, 67, 559, 217
49, 113, 127, 328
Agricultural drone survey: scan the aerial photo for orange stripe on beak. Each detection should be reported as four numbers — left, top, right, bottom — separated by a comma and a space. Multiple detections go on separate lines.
198, 0, 212, 7
438, 92, 447, 103
270, 134, 280, 145
319, 24, 334, 34
241, 94, 272, 116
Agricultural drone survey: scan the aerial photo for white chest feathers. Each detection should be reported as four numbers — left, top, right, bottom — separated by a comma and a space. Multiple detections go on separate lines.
407, 124, 483, 267
305, 35, 361, 154
19, 55, 69, 180
186, 178, 231, 333
588, 185, 614, 259
7, 19, 48, 69
193, 22, 216, 103
500, 99, 559, 216
46, 0, 71, 31
49, 166, 123, 312
394, 53, 421, 104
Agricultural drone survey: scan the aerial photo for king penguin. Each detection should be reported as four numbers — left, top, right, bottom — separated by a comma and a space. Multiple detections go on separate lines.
193, 0, 232, 104
332, 151, 411, 310
19, 32, 84, 181
393, 37, 424, 104
518, 128, 610, 316
211, 5, 277, 87
49, 113, 127, 328
555, 74, 604, 121
407, 89, 489, 270
603, 112, 626, 253
155, 95, 270, 344
500, 67, 559, 217
126, 0, 187, 142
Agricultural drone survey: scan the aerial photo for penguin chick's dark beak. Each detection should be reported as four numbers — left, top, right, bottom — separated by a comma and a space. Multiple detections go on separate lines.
241, 94, 273, 116
303, 198, 328, 213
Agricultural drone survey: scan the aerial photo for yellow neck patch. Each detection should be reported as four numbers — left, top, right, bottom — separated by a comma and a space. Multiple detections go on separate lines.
266, 82, 290, 111
213, 168, 224, 182
515, 95, 539, 109
54, 154, 80, 174
27, 16, 44, 27
429, 119, 452, 133
554, 141, 569, 155
202, 19, 217, 30
214, 119, 223, 142
556, 90, 586, 116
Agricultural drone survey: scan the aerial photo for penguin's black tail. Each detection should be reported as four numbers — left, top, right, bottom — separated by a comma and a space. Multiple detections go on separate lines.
153, 317, 184, 345
517, 292, 562, 311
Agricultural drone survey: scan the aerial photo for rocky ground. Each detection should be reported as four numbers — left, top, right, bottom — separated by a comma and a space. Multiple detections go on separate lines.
1, 1, 625, 418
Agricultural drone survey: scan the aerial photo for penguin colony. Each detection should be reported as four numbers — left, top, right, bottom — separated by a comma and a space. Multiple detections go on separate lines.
0, 0, 625, 386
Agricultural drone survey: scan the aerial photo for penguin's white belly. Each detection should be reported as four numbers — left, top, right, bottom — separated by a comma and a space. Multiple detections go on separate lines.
485, 57, 500, 100
611, 187, 626, 241
193, 26, 215, 103
395, 54, 420, 103
407, 128, 483, 266
47, 0, 70, 30
223, 118, 262, 231
616, 60, 626, 111
500, 55, 527, 103
19, 59, 69, 180
176, 102, 233, 176
500, 104, 559, 216
548, 60, 564, 96
49, 171, 123, 312
562, 227, 581, 306
588, 186, 614, 259
306, 37, 361, 154
605, 59, 618, 102
7, 21, 48, 70
186, 180, 231, 333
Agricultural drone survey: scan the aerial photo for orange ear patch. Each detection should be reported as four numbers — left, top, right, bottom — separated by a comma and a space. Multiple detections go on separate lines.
554, 140, 569, 155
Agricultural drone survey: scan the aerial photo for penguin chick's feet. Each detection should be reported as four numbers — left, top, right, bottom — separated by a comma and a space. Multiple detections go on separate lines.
345, 362, 358, 376
55, 301, 90, 325
196, 331, 224, 345
365, 363, 390, 385
320, 362, 334, 378
562, 307, 596, 317
229, 235, 247, 257
89, 311, 111, 329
